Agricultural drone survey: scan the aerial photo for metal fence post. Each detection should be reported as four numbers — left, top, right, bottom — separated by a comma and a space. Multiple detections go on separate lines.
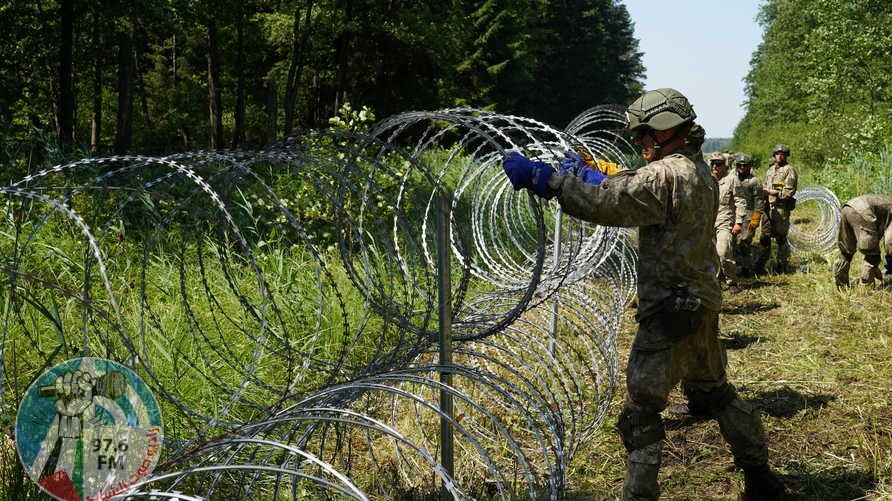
437, 193, 454, 500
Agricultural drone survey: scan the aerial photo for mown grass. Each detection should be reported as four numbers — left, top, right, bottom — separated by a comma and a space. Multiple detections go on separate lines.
566, 249, 892, 500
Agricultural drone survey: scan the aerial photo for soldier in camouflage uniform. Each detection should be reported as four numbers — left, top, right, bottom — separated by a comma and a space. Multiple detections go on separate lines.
755, 144, 798, 274
831, 194, 892, 288
733, 153, 766, 277
709, 153, 747, 292
502, 89, 784, 500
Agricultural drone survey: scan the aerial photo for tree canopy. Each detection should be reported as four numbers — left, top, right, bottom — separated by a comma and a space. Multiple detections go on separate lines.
733, 0, 892, 166
1, 0, 644, 161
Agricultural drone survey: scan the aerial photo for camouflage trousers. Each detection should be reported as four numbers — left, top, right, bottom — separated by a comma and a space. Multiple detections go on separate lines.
619, 309, 769, 499
832, 205, 892, 286
735, 224, 758, 273
756, 204, 792, 268
715, 226, 737, 282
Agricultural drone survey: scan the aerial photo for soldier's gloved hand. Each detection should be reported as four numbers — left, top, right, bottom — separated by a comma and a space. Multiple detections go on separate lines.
748, 210, 762, 230
560, 151, 607, 186
560, 151, 586, 175
503, 152, 556, 198
577, 166, 607, 186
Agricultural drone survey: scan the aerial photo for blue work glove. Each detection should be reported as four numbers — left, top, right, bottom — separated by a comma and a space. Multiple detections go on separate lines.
560, 151, 606, 186
503, 152, 556, 198
560, 151, 586, 175
577, 166, 607, 186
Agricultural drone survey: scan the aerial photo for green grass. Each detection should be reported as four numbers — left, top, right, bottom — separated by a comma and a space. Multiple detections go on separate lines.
566, 258, 892, 500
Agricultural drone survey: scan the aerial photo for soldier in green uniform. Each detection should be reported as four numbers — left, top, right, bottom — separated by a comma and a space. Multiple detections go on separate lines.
502, 89, 784, 500
831, 194, 892, 288
755, 144, 798, 274
710, 153, 747, 292
733, 153, 766, 277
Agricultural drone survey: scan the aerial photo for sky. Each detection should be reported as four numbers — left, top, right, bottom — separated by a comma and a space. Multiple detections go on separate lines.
621, 1, 764, 138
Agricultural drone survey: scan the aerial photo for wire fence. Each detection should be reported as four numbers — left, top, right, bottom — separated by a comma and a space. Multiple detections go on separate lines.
0, 107, 839, 499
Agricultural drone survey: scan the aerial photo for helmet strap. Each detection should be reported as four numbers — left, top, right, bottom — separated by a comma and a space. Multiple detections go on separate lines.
651, 124, 691, 160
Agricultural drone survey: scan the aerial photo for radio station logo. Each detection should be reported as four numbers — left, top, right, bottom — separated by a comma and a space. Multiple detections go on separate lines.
15, 357, 164, 501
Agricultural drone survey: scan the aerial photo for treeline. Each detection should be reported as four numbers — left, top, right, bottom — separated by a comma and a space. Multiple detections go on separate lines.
0, 0, 643, 164
733, 0, 892, 167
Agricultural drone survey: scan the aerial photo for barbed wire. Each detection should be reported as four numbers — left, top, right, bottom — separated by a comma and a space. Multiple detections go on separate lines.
1, 108, 639, 500
788, 185, 842, 254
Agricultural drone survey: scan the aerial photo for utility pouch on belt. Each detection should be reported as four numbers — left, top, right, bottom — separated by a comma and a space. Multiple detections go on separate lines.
656, 286, 704, 341
786, 196, 796, 210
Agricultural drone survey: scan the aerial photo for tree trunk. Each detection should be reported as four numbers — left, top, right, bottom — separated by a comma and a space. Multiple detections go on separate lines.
136, 47, 153, 130
283, 0, 315, 136
114, 26, 134, 154
265, 76, 277, 145
207, 20, 224, 149
333, 1, 353, 118
232, 9, 246, 148
58, 0, 75, 150
90, 10, 102, 152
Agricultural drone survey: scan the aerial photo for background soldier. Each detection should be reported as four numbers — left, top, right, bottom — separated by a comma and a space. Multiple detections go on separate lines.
502, 88, 784, 500
755, 143, 798, 274
710, 153, 747, 292
733, 153, 765, 277
831, 194, 892, 288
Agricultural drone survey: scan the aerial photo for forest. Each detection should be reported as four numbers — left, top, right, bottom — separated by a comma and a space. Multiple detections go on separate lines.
0, 0, 643, 169
2, 0, 892, 499
732, 0, 892, 176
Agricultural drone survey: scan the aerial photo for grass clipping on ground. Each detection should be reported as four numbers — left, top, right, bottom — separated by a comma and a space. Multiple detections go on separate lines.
567, 254, 892, 500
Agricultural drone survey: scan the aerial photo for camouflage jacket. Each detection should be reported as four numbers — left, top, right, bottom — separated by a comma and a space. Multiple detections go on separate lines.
845, 194, 892, 231
715, 172, 748, 230
737, 172, 765, 218
763, 163, 797, 206
547, 148, 721, 318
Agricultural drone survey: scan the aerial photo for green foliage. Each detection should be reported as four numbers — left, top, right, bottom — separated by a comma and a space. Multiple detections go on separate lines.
811, 147, 892, 203
734, 0, 892, 166
327, 102, 376, 132
1, 1, 644, 155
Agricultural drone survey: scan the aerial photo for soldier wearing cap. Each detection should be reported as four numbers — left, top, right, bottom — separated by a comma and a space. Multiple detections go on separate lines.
709, 153, 747, 292
733, 153, 766, 276
755, 144, 798, 273
832, 194, 892, 289
502, 88, 784, 500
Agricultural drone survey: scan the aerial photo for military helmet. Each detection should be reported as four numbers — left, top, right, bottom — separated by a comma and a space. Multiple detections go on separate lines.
773, 143, 790, 155
709, 152, 726, 164
626, 88, 696, 132
735, 153, 753, 166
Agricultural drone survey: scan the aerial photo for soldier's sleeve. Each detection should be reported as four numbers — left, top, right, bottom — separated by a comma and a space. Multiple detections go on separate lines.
547, 165, 668, 227
784, 166, 798, 198
752, 178, 767, 212
733, 179, 747, 225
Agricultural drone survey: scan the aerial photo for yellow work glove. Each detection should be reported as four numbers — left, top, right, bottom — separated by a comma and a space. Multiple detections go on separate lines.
596, 159, 623, 176
748, 210, 762, 230
578, 150, 624, 175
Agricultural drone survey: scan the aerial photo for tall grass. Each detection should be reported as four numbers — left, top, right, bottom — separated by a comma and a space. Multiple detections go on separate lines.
811, 147, 892, 203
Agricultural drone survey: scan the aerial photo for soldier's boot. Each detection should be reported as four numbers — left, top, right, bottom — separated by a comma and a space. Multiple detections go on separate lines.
622, 442, 661, 500
743, 464, 786, 500
617, 407, 665, 500
687, 383, 786, 499
859, 254, 882, 287
831, 253, 852, 289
